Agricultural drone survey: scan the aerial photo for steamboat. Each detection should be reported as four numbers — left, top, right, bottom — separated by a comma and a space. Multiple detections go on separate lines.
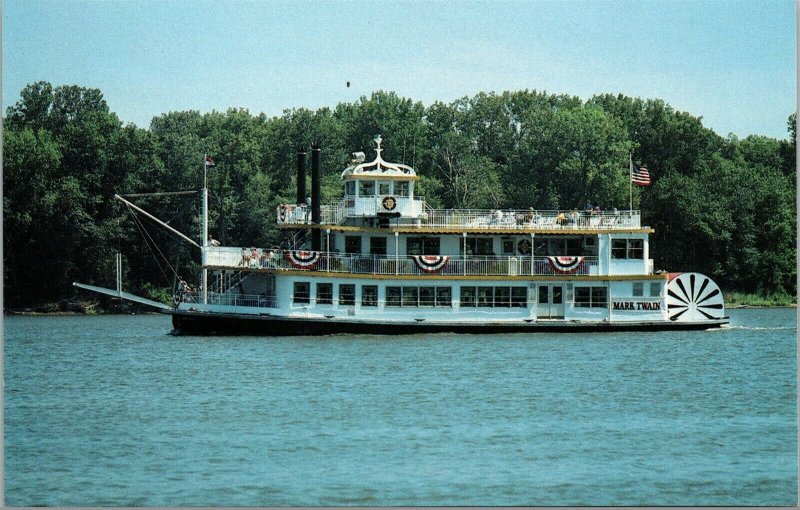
76, 135, 728, 335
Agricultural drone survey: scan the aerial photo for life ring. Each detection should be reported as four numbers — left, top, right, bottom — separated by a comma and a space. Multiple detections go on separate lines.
382, 195, 397, 211
279, 204, 287, 221
517, 239, 532, 255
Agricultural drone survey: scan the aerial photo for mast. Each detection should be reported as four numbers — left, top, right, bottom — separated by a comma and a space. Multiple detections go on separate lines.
629, 152, 633, 212
202, 154, 209, 304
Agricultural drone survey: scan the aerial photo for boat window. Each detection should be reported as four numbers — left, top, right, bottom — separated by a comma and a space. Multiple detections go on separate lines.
345, 181, 356, 196
501, 239, 515, 255
627, 239, 644, 259
316, 283, 333, 304
612, 238, 644, 260
511, 287, 527, 307
293, 282, 310, 304
477, 287, 494, 307
463, 237, 493, 256
419, 287, 435, 306
345, 236, 362, 255
552, 286, 563, 304
495, 287, 511, 307
386, 287, 402, 306
632, 282, 644, 297
649, 282, 662, 297
362, 285, 378, 307
538, 286, 549, 304
574, 286, 606, 308
591, 287, 607, 308
370, 237, 387, 255
611, 239, 628, 259
401, 287, 419, 306
395, 181, 409, 197
436, 287, 452, 307
378, 182, 391, 195
359, 180, 375, 197
460, 287, 477, 307
407, 237, 440, 255
338, 284, 355, 306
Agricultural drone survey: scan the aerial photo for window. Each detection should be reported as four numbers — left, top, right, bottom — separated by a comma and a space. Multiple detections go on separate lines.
462, 286, 527, 307
407, 237, 440, 255
395, 181, 409, 197
316, 283, 333, 304
632, 282, 644, 297
386, 287, 401, 307
574, 286, 607, 308
511, 287, 527, 307
436, 287, 452, 307
378, 182, 391, 195
402, 287, 419, 307
591, 287, 608, 308
502, 239, 515, 255
463, 237, 494, 256
419, 287, 435, 306
611, 239, 628, 259
495, 287, 510, 307
370, 237, 387, 255
293, 282, 310, 304
627, 239, 644, 259
362, 285, 378, 306
538, 285, 549, 304
359, 180, 375, 196
338, 284, 355, 306
649, 282, 662, 297
461, 287, 477, 307
345, 236, 362, 255
345, 181, 356, 196
612, 238, 644, 259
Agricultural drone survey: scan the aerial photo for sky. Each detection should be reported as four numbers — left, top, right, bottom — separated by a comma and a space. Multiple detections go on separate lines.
3, 0, 796, 139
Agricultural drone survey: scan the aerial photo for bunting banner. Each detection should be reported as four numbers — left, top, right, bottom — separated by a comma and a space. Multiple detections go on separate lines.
546, 256, 585, 274
411, 255, 450, 273
284, 250, 321, 270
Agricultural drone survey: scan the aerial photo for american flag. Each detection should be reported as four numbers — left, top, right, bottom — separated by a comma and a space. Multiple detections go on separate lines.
631, 162, 651, 186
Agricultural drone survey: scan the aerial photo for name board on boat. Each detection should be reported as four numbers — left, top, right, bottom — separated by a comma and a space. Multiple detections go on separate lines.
612, 301, 661, 311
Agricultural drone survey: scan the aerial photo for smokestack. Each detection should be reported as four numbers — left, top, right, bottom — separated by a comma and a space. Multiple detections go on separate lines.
311, 143, 322, 251
296, 147, 306, 205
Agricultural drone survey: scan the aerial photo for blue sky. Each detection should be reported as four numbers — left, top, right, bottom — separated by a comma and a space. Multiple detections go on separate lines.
3, 0, 796, 138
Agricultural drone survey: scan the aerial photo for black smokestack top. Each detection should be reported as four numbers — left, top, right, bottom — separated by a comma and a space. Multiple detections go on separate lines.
296, 147, 306, 206
311, 143, 322, 251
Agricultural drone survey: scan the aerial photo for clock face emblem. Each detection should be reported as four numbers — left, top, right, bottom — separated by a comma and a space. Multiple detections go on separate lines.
382, 196, 397, 211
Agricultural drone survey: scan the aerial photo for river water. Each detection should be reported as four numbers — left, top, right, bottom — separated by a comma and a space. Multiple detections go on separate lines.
4, 308, 796, 506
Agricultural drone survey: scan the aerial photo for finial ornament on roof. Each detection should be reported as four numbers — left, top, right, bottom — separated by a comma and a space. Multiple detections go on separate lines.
341, 134, 416, 178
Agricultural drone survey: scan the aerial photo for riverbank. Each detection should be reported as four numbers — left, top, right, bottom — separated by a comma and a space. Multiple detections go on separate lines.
723, 291, 797, 308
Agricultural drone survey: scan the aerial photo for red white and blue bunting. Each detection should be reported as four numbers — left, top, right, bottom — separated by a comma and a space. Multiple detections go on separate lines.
411, 255, 450, 273
284, 250, 321, 270
546, 256, 585, 274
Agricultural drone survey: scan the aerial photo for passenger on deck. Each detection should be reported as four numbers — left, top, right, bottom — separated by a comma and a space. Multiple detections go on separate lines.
556, 211, 567, 226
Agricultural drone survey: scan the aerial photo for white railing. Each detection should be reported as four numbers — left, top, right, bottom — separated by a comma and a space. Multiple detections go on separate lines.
276, 201, 641, 230
177, 291, 277, 308
205, 247, 598, 277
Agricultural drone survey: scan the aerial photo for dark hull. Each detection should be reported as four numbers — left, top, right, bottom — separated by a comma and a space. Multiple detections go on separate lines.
167, 310, 728, 336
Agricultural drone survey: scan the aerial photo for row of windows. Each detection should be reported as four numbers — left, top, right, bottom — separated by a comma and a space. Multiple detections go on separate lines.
294, 283, 658, 307
345, 180, 411, 197
342, 236, 634, 257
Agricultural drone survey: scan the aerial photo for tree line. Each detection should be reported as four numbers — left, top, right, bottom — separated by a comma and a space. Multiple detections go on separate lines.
3, 81, 796, 307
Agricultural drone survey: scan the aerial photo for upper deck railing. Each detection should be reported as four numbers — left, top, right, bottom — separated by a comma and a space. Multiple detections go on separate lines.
277, 201, 641, 230
206, 247, 598, 277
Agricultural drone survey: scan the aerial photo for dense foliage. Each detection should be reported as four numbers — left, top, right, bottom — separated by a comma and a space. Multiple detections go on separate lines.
4, 82, 796, 307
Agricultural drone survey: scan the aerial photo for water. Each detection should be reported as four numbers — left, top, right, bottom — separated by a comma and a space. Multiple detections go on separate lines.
4, 308, 796, 506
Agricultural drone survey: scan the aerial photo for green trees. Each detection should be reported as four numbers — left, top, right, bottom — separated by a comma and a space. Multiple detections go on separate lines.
3, 82, 796, 308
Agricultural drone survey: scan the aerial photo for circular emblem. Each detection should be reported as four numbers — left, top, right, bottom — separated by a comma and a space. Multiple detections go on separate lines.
517, 239, 532, 255
382, 195, 397, 211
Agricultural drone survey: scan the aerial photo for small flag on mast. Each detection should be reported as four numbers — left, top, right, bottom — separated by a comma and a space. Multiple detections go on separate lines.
205, 155, 215, 167
631, 162, 651, 186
